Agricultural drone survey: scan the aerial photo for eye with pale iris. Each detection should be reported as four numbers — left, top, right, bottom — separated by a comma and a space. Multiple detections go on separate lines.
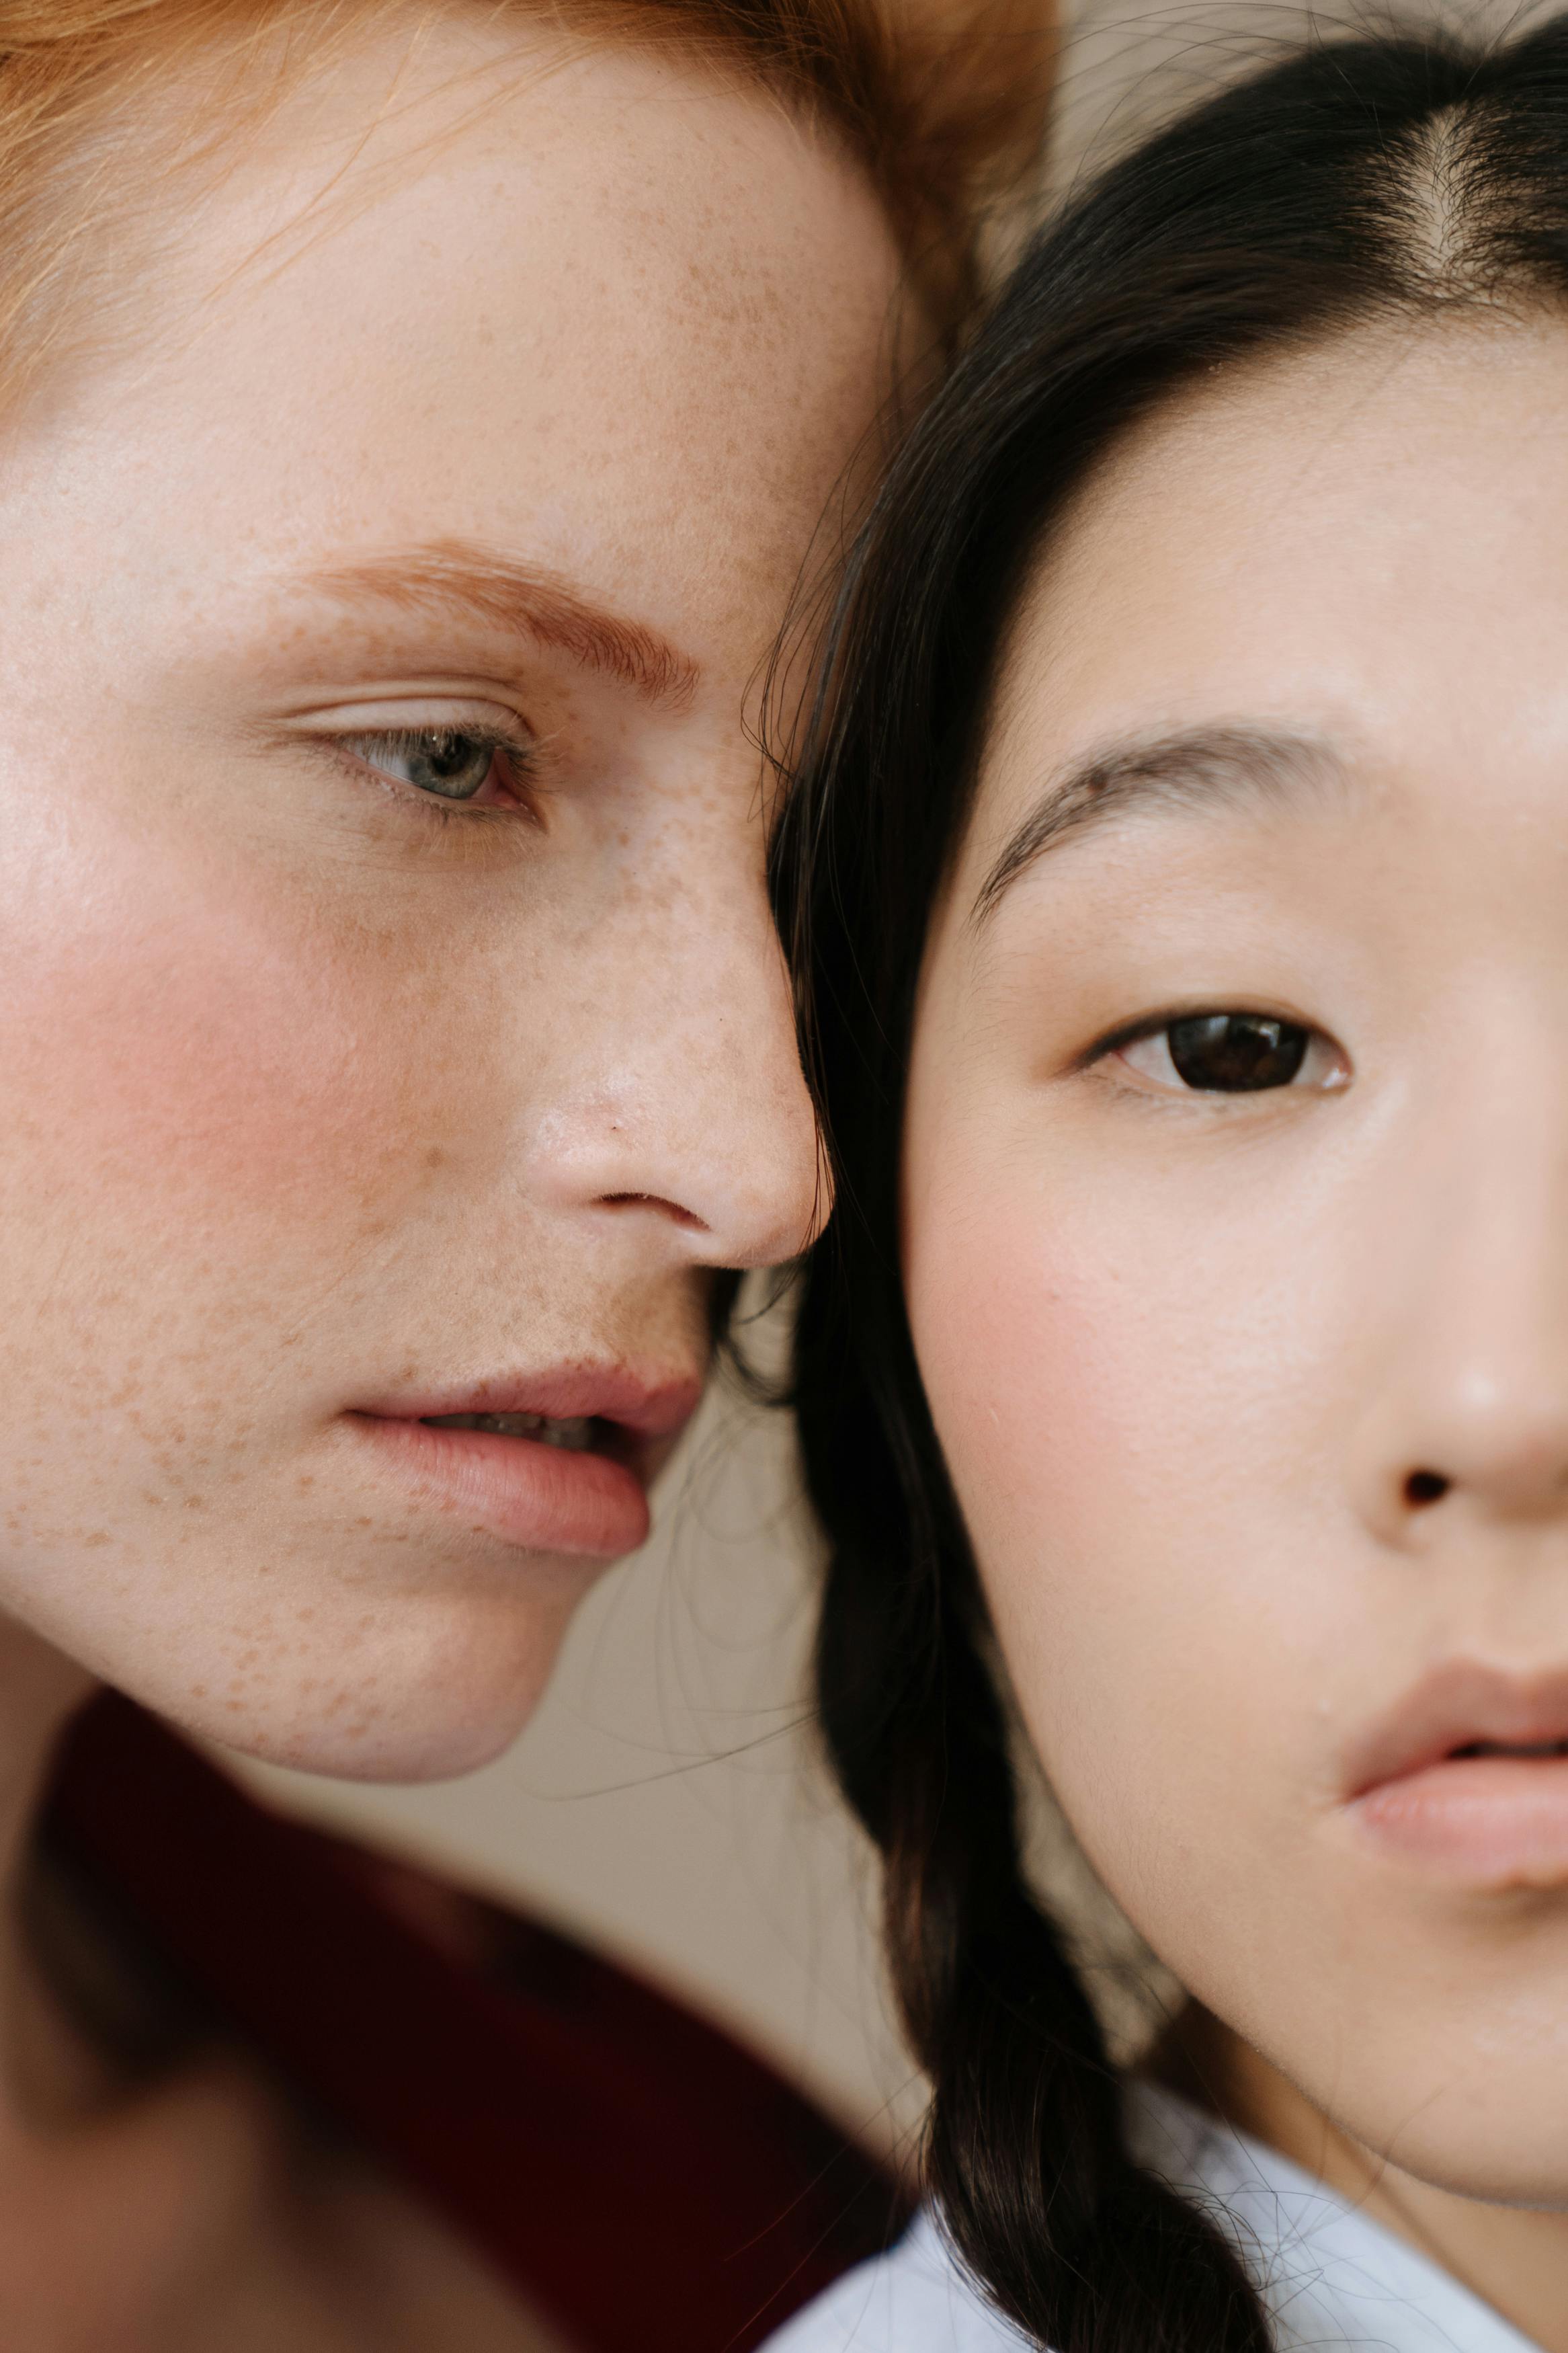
339, 725, 529, 807
1105, 1011, 1349, 1096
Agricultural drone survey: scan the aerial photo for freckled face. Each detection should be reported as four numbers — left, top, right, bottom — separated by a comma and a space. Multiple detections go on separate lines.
0, 22, 899, 1776
905, 321, 1568, 2198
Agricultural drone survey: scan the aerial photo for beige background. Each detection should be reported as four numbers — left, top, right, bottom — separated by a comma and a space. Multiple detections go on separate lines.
1047, 0, 1552, 196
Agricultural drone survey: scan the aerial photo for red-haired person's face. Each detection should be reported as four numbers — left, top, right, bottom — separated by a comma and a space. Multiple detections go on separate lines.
0, 16, 895, 1775
906, 320, 1568, 2204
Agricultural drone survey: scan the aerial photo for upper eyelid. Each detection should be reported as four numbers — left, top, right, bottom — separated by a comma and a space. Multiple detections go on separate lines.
320, 716, 548, 787
339, 719, 535, 753
1086, 1004, 1323, 1059
325, 720, 540, 785
280, 681, 540, 728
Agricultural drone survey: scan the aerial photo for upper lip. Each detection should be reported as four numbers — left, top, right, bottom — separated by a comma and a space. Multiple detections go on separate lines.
1345, 1659, 1568, 1798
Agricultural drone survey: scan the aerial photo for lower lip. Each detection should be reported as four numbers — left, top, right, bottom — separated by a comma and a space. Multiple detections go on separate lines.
347, 1416, 651, 1560
1353, 1756, 1568, 1886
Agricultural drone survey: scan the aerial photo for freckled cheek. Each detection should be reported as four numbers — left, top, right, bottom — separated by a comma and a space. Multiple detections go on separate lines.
0, 838, 496, 1250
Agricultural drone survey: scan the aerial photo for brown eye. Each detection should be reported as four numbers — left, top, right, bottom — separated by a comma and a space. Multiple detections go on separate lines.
1166, 1013, 1309, 1091
1114, 1011, 1346, 1096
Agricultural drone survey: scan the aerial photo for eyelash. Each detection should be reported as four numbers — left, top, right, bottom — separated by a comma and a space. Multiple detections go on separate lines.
327, 723, 541, 830
1080, 1007, 1350, 1100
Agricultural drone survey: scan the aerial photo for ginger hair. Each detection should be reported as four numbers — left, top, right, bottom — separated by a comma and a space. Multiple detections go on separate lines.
0, 0, 1053, 411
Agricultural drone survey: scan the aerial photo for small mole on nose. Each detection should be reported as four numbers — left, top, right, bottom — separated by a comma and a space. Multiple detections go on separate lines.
1405, 1469, 1450, 1507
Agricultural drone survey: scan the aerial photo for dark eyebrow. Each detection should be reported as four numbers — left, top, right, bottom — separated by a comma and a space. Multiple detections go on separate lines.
973, 723, 1346, 926
300, 537, 700, 711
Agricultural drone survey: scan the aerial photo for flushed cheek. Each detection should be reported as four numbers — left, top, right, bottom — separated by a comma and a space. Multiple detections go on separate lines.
0, 813, 574, 1771
905, 1159, 1340, 1920
0, 809, 482, 1277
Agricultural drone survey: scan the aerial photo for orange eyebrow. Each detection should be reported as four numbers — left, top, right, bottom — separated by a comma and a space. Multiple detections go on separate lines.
302, 538, 700, 711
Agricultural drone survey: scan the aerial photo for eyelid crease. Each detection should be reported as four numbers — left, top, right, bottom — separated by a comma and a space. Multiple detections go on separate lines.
278, 682, 538, 727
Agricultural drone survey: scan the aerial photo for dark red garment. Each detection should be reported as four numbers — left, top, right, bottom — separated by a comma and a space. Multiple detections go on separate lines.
41, 1691, 901, 2353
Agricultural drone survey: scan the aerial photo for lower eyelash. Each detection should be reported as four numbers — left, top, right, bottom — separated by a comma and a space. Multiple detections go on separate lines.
326, 734, 538, 832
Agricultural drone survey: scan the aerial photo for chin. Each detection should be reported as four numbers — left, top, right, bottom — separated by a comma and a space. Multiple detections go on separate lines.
239, 1696, 544, 1786
1317, 2028, 1568, 2209
85, 1586, 581, 1785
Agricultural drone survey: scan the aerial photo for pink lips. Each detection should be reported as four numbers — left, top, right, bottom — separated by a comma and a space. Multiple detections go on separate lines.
347, 1368, 703, 1561
1346, 1661, 1568, 1886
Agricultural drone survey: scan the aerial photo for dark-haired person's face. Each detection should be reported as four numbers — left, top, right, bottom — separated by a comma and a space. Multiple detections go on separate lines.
0, 17, 897, 1776
905, 318, 1568, 2202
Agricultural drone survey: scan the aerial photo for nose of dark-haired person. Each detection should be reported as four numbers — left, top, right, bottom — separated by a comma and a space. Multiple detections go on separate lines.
1346, 1071, 1568, 1548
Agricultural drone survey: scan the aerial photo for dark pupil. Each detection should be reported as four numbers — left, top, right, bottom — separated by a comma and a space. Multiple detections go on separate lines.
1166, 1013, 1308, 1092
409, 732, 491, 799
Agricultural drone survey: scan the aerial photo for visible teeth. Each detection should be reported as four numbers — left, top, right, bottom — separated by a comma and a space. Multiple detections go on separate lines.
536, 1418, 597, 1451
424, 1412, 597, 1451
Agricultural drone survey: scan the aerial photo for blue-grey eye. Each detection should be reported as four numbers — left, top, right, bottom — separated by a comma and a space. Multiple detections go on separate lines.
349, 728, 500, 801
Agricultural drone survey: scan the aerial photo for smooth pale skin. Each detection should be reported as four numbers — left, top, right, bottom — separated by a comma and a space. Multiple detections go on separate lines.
0, 14, 901, 2346
905, 318, 1568, 2348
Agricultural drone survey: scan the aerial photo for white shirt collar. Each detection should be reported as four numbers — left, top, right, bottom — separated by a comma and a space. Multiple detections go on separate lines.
762, 2083, 1543, 2352
1130, 2084, 1540, 2353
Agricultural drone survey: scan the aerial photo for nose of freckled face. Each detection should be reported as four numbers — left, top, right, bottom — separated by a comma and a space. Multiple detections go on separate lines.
512, 893, 827, 1273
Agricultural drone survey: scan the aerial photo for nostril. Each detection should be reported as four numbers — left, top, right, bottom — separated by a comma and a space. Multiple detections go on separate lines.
1404, 1468, 1450, 1509
599, 1190, 708, 1232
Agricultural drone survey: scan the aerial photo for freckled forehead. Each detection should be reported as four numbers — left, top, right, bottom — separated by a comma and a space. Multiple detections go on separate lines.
30, 18, 902, 692
155, 23, 896, 390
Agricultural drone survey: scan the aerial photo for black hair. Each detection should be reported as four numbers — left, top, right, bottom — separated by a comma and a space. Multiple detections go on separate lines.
775, 19, 1568, 2350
